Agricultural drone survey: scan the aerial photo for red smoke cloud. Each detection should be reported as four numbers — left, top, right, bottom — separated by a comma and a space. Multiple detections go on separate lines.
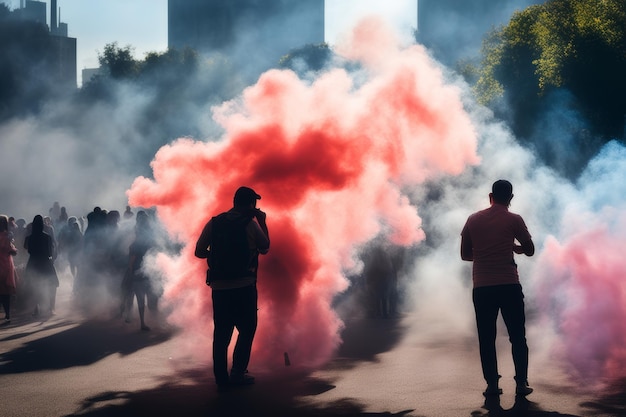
127, 18, 479, 370
535, 208, 626, 383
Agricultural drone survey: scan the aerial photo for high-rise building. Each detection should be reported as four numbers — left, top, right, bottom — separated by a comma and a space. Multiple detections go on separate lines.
49, 0, 76, 88
10, 0, 46, 25
9, 0, 77, 88
49, 34, 77, 88
168, 0, 325, 77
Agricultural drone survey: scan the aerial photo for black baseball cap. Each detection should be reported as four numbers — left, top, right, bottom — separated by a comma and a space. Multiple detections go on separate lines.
234, 186, 261, 206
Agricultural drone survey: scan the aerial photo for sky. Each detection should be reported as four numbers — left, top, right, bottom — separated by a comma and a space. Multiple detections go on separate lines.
5, 0, 418, 85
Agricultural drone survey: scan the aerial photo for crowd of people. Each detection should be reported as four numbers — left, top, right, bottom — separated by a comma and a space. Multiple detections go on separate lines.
2, 180, 537, 399
0, 202, 164, 331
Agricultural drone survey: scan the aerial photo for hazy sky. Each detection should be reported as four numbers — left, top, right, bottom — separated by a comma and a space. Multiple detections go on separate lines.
6, 0, 417, 84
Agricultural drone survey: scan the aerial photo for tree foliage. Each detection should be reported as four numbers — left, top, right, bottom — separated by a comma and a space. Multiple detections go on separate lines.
476, 0, 626, 139
76, 43, 247, 171
141, 48, 199, 80
278, 43, 332, 73
82, 44, 202, 101
98, 42, 139, 79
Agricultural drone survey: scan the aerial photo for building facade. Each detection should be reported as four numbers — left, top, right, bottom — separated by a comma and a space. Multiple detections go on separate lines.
10, 0, 77, 88
168, 0, 325, 77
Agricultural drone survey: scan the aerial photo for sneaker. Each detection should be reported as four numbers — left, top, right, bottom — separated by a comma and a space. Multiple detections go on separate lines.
483, 385, 503, 396
230, 373, 255, 385
515, 383, 534, 396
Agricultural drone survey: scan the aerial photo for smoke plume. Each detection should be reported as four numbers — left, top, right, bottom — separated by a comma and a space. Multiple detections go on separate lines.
127, 17, 479, 370
533, 141, 626, 384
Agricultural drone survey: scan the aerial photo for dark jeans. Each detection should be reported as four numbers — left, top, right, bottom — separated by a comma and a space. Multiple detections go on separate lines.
473, 284, 529, 386
212, 284, 258, 385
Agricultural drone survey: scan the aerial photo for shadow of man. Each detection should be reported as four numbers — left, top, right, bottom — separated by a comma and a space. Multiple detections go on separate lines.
481, 395, 581, 417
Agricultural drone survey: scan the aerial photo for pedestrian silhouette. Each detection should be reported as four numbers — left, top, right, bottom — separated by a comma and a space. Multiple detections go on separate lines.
195, 186, 270, 391
0, 215, 18, 324
461, 180, 535, 397
24, 215, 59, 317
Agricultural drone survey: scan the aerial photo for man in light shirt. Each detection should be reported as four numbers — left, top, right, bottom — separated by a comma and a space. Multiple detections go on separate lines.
461, 180, 535, 397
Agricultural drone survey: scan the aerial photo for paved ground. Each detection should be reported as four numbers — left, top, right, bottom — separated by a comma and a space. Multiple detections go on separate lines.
1, 279, 624, 417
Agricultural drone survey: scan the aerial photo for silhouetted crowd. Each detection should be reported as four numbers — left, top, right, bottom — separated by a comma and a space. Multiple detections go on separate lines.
1, 200, 409, 330
1, 201, 166, 330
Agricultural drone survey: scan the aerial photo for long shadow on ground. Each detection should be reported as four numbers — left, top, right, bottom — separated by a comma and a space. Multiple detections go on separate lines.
578, 378, 626, 416
60, 315, 416, 417
471, 395, 582, 417
66, 368, 418, 417
0, 318, 173, 374
470, 379, 626, 417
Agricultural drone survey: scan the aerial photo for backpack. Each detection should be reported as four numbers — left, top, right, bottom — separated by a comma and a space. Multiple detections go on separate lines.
207, 213, 255, 283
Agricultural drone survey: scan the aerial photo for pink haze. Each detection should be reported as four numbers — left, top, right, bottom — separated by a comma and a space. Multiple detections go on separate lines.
535, 209, 626, 382
127, 19, 479, 370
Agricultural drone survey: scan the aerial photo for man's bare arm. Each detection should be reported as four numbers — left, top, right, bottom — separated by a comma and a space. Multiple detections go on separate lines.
513, 238, 534, 256
460, 233, 473, 261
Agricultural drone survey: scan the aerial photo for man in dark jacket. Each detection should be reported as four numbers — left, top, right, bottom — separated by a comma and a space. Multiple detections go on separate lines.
195, 186, 270, 391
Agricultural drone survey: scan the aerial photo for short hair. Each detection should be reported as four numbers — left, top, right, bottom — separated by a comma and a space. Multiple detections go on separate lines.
492, 180, 513, 204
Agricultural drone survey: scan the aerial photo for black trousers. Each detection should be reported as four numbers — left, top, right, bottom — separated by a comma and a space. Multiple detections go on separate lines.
212, 284, 258, 385
473, 284, 529, 385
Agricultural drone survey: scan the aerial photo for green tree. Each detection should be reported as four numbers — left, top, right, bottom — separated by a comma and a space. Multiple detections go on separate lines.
476, 0, 626, 140
139, 47, 199, 87
98, 42, 139, 80
79, 43, 140, 102
77, 44, 246, 170
278, 43, 332, 73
